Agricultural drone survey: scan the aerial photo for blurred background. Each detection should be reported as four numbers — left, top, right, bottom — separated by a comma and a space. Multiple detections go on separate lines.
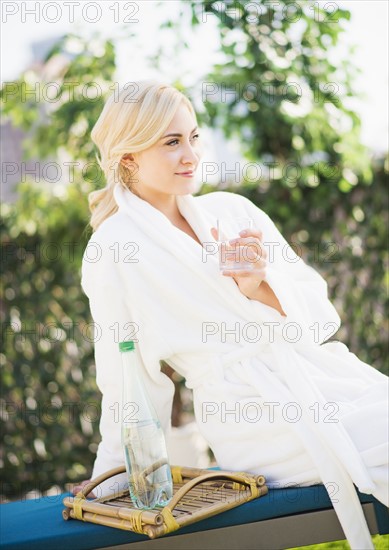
1, 1, 388, 530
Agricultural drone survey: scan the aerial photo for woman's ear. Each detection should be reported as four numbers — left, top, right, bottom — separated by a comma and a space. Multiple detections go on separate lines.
120, 153, 134, 169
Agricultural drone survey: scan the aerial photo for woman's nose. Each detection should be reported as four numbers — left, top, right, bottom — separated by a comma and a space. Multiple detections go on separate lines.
181, 142, 200, 164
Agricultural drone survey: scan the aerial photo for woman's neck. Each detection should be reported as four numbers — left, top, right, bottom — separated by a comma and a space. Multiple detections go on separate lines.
136, 189, 183, 225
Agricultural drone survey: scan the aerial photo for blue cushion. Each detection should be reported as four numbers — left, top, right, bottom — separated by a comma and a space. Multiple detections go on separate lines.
1, 485, 388, 550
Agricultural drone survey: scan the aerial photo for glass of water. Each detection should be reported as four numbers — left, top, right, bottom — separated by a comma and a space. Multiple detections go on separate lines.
216, 217, 254, 271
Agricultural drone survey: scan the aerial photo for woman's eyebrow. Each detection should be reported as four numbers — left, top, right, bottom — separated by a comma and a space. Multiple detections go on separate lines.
160, 126, 198, 140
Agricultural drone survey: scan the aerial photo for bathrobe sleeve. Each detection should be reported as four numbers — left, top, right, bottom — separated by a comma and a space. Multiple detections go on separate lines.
81, 233, 175, 491
238, 194, 342, 343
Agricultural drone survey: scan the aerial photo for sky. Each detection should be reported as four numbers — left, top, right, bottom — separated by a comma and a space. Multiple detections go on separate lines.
1, 0, 388, 153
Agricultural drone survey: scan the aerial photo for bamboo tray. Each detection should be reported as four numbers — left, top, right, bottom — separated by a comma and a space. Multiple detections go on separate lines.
63, 465, 268, 539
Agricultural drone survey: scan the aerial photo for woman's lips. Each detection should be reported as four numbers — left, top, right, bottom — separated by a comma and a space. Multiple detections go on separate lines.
175, 172, 194, 177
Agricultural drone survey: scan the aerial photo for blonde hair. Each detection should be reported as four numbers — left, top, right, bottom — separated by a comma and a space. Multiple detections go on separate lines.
89, 79, 196, 232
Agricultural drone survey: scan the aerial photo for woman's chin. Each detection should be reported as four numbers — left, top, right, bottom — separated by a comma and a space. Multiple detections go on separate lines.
174, 179, 199, 195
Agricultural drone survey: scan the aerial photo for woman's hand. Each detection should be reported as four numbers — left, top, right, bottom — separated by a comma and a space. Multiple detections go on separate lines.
211, 227, 267, 300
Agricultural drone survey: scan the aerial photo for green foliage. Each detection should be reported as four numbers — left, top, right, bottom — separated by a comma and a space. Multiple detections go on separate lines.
1, 34, 115, 498
1, 33, 114, 167
290, 533, 389, 549
1, 182, 98, 498
184, 0, 371, 189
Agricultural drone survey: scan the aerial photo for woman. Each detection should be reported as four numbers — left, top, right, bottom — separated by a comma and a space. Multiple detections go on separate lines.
76, 80, 388, 549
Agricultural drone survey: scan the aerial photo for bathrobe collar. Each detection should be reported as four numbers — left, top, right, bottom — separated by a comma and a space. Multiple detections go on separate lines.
113, 183, 216, 253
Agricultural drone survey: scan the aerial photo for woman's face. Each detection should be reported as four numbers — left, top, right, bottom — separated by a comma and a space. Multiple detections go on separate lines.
123, 103, 203, 201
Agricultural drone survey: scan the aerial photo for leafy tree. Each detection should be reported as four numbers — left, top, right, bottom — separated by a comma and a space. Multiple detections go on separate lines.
1, 34, 115, 498
1, 183, 98, 497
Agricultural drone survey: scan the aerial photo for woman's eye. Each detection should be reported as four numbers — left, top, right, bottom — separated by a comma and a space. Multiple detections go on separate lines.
166, 134, 200, 146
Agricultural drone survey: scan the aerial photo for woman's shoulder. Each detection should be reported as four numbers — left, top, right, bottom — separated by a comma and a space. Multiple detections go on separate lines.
81, 212, 134, 274
87, 211, 138, 254
89, 211, 133, 244
81, 212, 134, 295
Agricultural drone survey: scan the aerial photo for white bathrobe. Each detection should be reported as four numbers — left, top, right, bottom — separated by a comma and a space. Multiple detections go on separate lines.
81, 184, 388, 549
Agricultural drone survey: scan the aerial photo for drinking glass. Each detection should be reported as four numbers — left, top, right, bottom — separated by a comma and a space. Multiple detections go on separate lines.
216, 217, 254, 271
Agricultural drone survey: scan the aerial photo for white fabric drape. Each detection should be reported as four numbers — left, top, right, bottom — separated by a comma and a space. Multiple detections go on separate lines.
81, 185, 388, 549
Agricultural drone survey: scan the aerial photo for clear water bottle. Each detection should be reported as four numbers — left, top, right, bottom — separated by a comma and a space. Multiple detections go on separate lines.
119, 340, 173, 509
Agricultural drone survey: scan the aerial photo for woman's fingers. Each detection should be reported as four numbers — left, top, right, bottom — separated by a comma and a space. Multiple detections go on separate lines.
211, 227, 263, 243
211, 226, 267, 270
220, 243, 266, 266
223, 267, 266, 278
211, 226, 268, 299
228, 237, 267, 259
239, 228, 263, 239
